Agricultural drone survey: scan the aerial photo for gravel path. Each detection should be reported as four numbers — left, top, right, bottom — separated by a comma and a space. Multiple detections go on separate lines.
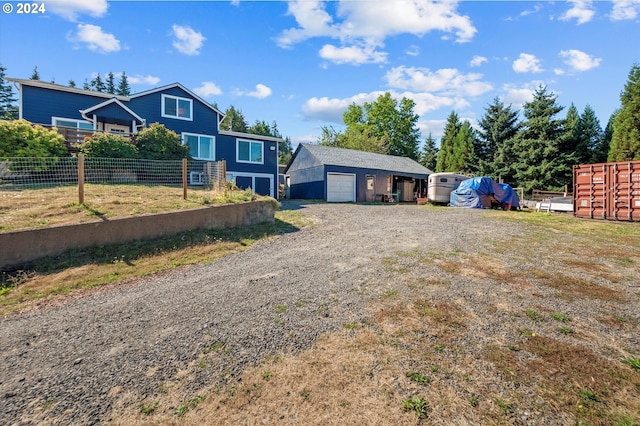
2, 201, 635, 425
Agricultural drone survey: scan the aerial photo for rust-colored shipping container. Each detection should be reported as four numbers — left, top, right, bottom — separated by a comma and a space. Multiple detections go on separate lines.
573, 160, 640, 221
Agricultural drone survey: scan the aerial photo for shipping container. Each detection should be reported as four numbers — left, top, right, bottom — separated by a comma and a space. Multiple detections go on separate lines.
573, 160, 640, 221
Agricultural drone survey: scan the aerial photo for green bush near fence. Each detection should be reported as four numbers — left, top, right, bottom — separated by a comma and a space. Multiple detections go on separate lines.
0, 119, 68, 158
80, 133, 139, 159
134, 123, 191, 160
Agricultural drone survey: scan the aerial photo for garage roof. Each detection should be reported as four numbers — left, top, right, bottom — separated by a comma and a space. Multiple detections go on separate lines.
286, 143, 433, 176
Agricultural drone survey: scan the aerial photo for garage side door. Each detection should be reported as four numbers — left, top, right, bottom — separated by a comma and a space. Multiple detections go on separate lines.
326, 173, 356, 202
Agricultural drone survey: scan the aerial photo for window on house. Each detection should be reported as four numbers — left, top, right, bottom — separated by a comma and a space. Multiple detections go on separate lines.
237, 140, 263, 164
183, 133, 215, 160
53, 118, 93, 131
162, 94, 192, 120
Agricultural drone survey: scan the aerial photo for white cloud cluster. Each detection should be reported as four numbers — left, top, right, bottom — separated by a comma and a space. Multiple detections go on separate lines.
558, 49, 602, 72
171, 25, 206, 56
610, 0, 640, 20
234, 84, 273, 99
128, 75, 160, 86
277, 0, 476, 65
69, 24, 121, 54
469, 55, 488, 67
47, 0, 108, 21
513, 53, 544, 73
560, 0, 595, 24
193, 82, 223, 97
384, 66, 493, 97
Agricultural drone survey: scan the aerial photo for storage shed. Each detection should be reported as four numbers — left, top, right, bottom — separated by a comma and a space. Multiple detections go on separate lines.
284, 144, 433, 202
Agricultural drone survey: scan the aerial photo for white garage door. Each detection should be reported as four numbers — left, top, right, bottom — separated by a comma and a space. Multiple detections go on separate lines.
327, 173, 356, 202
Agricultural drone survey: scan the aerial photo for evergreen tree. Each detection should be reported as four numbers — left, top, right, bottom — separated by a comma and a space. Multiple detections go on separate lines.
609, 63, 640, 161
0, 64, 18, 120
82, 79, 90, 90
435, 111, 461, 172
68, 79, 76, 88
279, 137, 293, 164
419, 133, 438, 171
106, 72, 116, 94
576, 105, 603, 164
476, 97, 521, 178
220, 105, 248, 132
116, 72, 131, 96
557, 103, 581, 183
593, 112, 614, 163
510, 85, 568, 193
30, 66, 40, 80
248, 120, 276, 137
450, 120, 478, 174
90, 73, 106, 92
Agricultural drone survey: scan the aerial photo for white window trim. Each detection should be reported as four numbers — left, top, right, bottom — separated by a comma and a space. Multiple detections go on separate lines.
161, 94, 193, 121
226, 171, 274, 198
52, 116, 94, 130
182, 132, 216, 161
236, 139, 264, 165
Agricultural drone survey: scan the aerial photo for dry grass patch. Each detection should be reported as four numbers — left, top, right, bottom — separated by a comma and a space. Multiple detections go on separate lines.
484, 334, 640, 425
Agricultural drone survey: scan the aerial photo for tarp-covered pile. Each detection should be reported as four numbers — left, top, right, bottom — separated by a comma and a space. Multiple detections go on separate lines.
449, 177, 520, 209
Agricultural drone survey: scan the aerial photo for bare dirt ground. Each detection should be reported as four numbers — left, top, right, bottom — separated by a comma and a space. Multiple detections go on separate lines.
1, 201, 639, 425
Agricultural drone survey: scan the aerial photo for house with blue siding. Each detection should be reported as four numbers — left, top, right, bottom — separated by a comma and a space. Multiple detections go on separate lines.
285, 143, 433, 202
7, 78, 281, 197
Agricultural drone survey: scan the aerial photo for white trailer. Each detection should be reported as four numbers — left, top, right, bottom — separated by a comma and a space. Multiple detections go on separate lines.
427, 172, 470, 204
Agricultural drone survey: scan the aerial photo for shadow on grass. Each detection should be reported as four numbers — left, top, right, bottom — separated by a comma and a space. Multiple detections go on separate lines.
3, 217, 300, 280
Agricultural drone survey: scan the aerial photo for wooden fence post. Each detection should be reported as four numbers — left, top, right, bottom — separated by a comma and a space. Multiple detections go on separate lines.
182, 158, 187, 200
78, 153, 85, 205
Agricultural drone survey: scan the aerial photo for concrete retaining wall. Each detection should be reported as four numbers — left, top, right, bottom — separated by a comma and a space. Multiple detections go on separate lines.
0, 200, 275, 270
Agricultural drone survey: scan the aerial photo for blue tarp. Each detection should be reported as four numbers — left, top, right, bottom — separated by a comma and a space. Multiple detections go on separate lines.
449, 177, 520, 209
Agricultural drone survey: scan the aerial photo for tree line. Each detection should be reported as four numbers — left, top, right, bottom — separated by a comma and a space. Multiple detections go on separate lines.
319, 63, 640, 193
0, 65, 293, 164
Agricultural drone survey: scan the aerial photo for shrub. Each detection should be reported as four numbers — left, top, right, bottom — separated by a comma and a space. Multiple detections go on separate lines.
0, 119, 68, 158
79, 132, 138, 158
134, 123, 190, 160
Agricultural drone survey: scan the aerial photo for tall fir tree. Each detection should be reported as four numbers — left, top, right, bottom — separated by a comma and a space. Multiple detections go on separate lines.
419, 133, 438, 171
450, 120, 478, 174
106, 72, 116, 94
116, 72, 131, 96
435, 111, 461, 172
0, 64, 18, 120
476, 97, 521, 179
68, 79, 76, 88
30, 66, 40, 80
576, 105, 603, 164
279, 137, 294, 164
510, 85, 568, 193
609, 63, 640, 161
220, 105, 248, 132
90, 73, 106, 92
593, 112, 615, 163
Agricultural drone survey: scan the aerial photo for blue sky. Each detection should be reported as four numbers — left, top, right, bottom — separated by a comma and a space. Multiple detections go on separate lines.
1, 0, 638, 148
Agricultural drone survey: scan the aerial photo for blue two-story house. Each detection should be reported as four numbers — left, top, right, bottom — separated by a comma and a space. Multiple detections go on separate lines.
7, 78, 281, 198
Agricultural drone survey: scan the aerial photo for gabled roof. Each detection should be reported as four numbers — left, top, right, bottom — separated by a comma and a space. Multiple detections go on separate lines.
286, 143, 433, 176
80, 98, 145, 123
130, 82, 224, 118
6, 78, 129, 101
219, 129, 283, 143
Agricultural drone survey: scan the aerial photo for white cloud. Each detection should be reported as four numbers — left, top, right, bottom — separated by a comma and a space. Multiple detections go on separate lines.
234, 84, 273, 99
319, 42, 387, 65
70, 24, 121, 54
171, 25, 206, 56
193, 82, 222, 97
276, 0, 476, 64
128, 75, 161, 85
406, 45, 420, 57
559, 49, 602, 72
418, 119, 447, 140
560, 0, 595, 24
500, 82, 548, 109
513, 53, 544, 73
470, 55, 488, 67
384, 66, 493, 97
610, 0, 640, 21
47, 0, 108, 21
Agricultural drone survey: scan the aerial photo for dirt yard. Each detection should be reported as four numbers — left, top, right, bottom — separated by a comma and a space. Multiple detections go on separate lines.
1, 201, 639, 425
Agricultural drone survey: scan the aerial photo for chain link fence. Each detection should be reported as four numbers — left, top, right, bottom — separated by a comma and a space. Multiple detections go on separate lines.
0, 156, 227, 199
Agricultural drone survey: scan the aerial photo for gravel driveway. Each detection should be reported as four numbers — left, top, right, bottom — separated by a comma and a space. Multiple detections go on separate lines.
3, 201, 628, 425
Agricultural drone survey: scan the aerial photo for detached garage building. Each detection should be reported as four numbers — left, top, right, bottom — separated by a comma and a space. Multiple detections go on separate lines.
284, 144, 433, 202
